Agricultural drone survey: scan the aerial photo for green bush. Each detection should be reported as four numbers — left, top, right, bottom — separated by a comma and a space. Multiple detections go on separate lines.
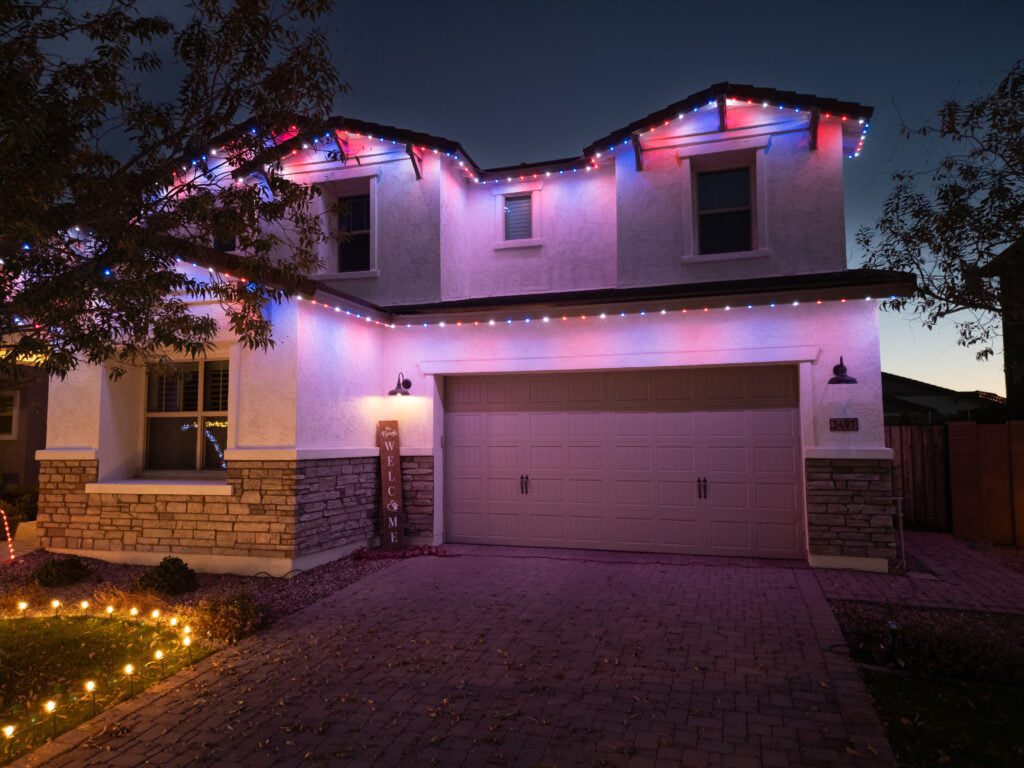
0, 484, 38, 521
136, 556, 198, 596
32, 555, 91, 587
193, 593, 263, 644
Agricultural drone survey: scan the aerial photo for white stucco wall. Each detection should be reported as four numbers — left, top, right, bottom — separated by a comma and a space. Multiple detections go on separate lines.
386, 298, 886, 456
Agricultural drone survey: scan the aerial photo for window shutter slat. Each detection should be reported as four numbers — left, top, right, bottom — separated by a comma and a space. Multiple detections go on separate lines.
504, 194, 532, 240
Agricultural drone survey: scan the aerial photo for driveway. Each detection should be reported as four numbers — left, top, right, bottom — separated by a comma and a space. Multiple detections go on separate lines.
18, 548, 892, 768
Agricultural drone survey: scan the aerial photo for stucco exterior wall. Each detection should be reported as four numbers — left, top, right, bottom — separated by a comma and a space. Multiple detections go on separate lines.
388, 299, 887, 455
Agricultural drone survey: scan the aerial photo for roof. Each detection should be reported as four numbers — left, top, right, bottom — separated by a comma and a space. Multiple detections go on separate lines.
203, 82, 874, 185
381, 269, 914, 317
881, 371, 1006, 403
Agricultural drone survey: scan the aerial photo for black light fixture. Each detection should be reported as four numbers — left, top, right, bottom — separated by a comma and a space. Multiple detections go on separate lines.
827, 356, 858, 385
388, 372, 412, 396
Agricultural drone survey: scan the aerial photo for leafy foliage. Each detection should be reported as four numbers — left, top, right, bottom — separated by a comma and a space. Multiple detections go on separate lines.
191, 592, 263, 643
858, 59, 1024, 361
31, 555, 91, 587
0, 0, 344, 379
135, 556, 198, 596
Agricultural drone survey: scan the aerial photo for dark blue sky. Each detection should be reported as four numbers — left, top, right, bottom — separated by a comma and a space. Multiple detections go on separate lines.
321, 0, 1022, 394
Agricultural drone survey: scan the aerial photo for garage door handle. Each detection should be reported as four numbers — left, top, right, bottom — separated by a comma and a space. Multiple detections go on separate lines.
696, 478, 702, 499
525, 474, 529, 494
702, 477, 708, 499
520, 475, 526, 494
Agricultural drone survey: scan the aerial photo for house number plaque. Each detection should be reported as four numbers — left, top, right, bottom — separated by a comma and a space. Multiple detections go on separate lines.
376, 420, 403, 550
829, 418, 860, 432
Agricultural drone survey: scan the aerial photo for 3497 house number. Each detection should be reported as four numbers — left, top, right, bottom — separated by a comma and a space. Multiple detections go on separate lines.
829, 418, 860, 432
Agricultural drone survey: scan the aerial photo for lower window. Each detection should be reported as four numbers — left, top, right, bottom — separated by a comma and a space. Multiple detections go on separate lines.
145, 361, 228, 472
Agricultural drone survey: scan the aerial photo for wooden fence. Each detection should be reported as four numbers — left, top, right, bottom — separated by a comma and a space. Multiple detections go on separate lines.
947, 422, 1024, 546
885, 425, 950, 531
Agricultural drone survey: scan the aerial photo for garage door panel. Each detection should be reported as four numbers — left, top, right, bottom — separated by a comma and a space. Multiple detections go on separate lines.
570, 515, 607, 542
615, 479, 653, 506
614, 413, 652, 437
570, 479, 605, 504
657, 446, 697, 473
756, 522, 800, 552
616, 516, 654, 544
486, 445, 518, 469
615, 445, 652, 471
658, 480, 698, 507
654, 412, 696, 437
445, 369, 804, 559
754, 445, 798, 473
569, 445, 604, 470
708, 445, 748, 472
710, 520, 750, 549
568, 412, 603, 437
659, 518, 698, 546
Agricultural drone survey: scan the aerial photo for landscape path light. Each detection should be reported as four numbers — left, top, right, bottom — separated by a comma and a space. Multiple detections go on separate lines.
183, 636, 193, 665
151, 609, 160, 621
105, 605, 114, 616
129, 607, 139, 619
43, 701, 56, 739
124, 664, 136, 695
85, 681, 96, 716
79, 600, 89, 612
154, 649, 165, 676
16, 601, 26, 613
50, 599, 61, 616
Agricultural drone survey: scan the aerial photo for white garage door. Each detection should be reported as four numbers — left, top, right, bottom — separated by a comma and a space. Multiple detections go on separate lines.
444, 367, 804, 559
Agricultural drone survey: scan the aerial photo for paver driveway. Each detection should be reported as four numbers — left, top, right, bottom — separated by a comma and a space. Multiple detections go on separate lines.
18, 548, 893, 768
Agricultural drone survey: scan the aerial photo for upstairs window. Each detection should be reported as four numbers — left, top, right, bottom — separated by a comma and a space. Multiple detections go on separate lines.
337, 194, 371, 272
503, 194, 532, 240
0, 392, 17, 439
696, 167, 752, 255
145, 361, 228, 472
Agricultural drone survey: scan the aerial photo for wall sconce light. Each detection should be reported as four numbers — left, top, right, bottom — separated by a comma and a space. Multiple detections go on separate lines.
827, 356, 858, 385
388, 372, 412, 396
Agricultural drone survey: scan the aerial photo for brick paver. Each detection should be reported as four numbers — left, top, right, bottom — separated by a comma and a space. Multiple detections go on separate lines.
15, 548, 893, 767
816, 532, 1024, 614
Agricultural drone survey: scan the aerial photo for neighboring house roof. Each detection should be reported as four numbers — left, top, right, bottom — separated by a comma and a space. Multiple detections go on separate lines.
882, 371, 1005, 423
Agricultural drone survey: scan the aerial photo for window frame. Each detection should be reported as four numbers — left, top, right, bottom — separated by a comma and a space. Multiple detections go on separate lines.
143, 360, 229, 476
316, 171, 380, 280
695, 166, 754, 256
503, 193, 533, 241
493, 182, 544, 250
0, 390, 19, 441
336, 192, 373, 273
678, 137, 770, 263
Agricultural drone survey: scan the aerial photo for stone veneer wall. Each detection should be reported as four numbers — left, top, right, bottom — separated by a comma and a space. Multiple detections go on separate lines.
805, 458, 897, 561
37, 456, 435, 566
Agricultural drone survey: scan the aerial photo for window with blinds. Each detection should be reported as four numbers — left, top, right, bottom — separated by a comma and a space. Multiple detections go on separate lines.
503, 194, 532, 240
337, 194, 371, 272
696, 167, 753, 255
145, 361, 228, 472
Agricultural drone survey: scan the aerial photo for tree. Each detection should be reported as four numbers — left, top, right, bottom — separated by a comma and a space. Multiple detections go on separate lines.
858, 59, 1024, 406
0, 0, 344, 379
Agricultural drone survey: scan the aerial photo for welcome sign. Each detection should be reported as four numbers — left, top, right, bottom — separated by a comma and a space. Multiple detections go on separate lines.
376, 420, 403, 549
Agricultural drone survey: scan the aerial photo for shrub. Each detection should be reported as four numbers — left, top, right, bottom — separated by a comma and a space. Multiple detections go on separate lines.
136, 556, 198, 596
192, 593, 263, 644
0, 484, 38, 522
32, 555, 91, 587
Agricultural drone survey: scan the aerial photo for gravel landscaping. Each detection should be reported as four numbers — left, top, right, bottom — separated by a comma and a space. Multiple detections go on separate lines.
0, 549, 405, 622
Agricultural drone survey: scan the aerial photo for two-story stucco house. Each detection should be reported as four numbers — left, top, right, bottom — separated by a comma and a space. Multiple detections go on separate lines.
36, 83, 913, 576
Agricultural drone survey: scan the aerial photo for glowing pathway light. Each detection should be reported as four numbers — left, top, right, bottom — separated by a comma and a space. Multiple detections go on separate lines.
85, 680, 97, 716
0, 508, 13, 561
16, 601, 27, 613
43, 700, 56, 739
124, 664, 136, 695
183, 635, 193, 665
50, 599, 61, 616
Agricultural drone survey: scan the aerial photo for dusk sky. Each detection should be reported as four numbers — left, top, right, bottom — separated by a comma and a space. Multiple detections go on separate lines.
318, 0, 1023, 396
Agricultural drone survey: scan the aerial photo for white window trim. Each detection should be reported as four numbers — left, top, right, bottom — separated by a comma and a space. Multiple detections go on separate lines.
494, 181, 544, 250
678, 136, 769, 263
142, 360, 229, 474
317, 170, 380, 279
0, 390, 19, 440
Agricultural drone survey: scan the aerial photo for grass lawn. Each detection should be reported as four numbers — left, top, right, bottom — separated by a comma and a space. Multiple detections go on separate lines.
862, 669, 1024, 767
833, 601, 1024, 767
0, 616, 208, 765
